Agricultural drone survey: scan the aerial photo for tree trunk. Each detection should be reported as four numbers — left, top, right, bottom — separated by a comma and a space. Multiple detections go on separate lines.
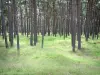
77, 0, 81, 50
1, 0, 9, 48
71, 0, 77, 52
33, 0, 37, 46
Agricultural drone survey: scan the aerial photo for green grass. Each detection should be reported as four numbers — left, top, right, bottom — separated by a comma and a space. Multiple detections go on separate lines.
0, 35, 100, 75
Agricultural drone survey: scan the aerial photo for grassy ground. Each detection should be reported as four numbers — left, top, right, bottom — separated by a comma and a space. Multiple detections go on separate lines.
0, 35, 100, 75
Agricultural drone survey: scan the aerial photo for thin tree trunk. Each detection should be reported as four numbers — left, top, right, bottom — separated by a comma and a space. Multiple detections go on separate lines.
77, 0, 81, 49
33, 0, 37, 46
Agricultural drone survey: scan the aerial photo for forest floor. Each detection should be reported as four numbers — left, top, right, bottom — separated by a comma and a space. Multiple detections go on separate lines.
0, 35, 100, 75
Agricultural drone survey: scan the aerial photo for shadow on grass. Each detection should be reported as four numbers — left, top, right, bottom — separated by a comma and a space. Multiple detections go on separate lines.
68, 47, 93, 57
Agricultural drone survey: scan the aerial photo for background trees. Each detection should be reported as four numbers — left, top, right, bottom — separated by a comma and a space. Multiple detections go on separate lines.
0, 0, 100, 52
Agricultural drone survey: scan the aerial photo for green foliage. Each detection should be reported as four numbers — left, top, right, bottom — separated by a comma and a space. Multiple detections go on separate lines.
0, 35, 100, 75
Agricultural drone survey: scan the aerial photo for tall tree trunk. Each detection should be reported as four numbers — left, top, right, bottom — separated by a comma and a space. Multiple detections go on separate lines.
71, 0, 77, 52
20, 1, 24, 35
1, 0, 9, 48
13, 0, 20, 54
30, 0, 33, 46
8, 0, 13, 47
77, 0, 81, 49
85, 0, 90, 41
33, 0, 37, 46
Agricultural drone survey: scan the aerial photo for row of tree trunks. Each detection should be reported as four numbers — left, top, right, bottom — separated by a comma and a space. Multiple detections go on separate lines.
85, 0, 99, 41
1, 0, 100, 52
